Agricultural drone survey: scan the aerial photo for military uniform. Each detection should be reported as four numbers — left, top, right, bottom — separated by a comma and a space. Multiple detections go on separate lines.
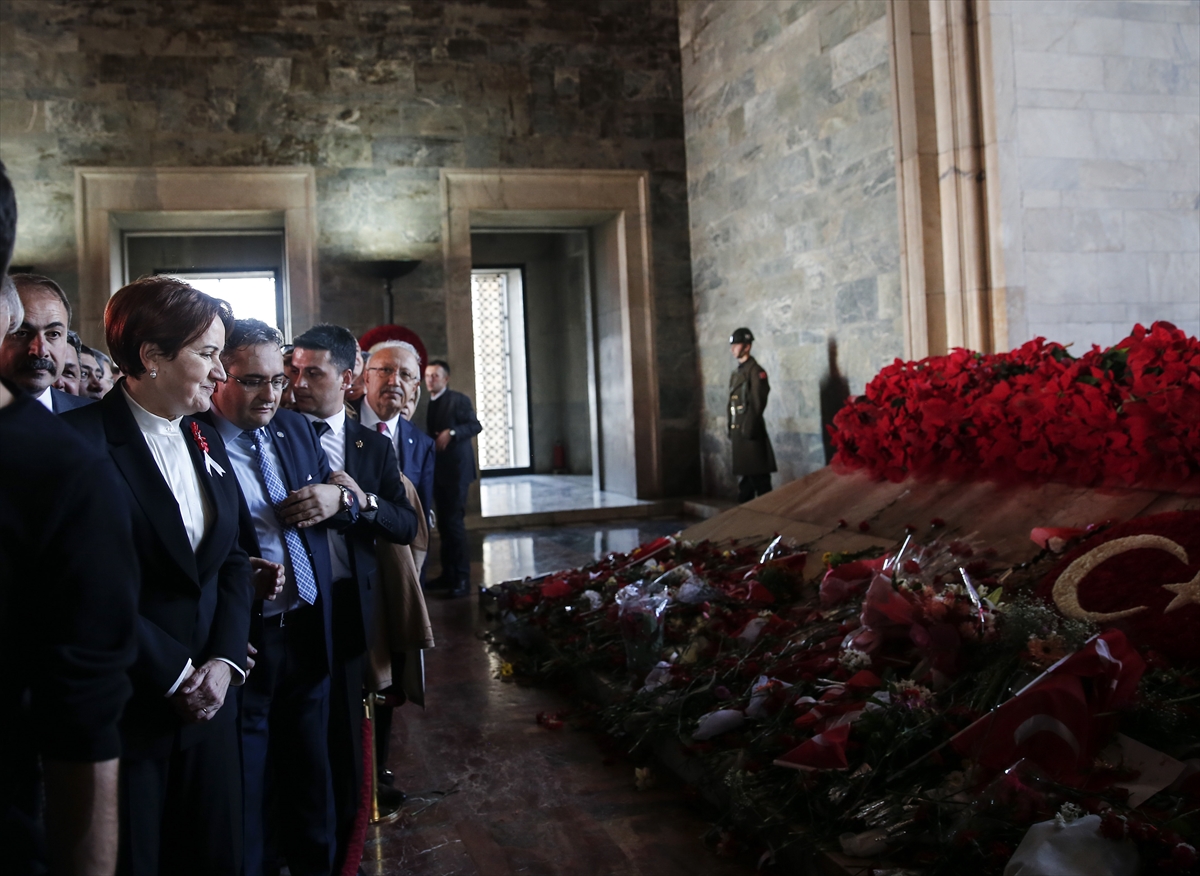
729, 355, 776, 502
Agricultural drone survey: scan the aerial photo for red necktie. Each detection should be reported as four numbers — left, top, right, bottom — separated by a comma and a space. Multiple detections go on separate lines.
376, 422, 388, 435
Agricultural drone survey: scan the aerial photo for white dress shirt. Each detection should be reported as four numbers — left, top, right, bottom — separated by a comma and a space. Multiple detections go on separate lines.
34, 386, 54, 411
122, 388, 245, 692
429, 387, 446, 401
211, 410, 299, 616
303, 407, 354, 582
358, 399, 401, 459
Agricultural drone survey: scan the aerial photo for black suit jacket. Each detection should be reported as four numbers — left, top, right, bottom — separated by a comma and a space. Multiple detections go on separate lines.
337, 417, 418, 659
63, 386, 253, 758
49, 387, 92, 413
426, 389, 482, 489
1, 383, 137, 873
202, 407, 338, 672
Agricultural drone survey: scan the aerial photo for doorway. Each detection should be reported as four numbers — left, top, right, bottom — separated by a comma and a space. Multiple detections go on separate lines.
471, 231, 593, 484
440, 169, 662, 504
123, 229, 287, 331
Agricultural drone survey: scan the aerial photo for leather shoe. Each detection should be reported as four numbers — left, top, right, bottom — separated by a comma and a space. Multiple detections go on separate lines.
378, 768, 395, 787
377, 784, 407, 808
440, 581, 471, 598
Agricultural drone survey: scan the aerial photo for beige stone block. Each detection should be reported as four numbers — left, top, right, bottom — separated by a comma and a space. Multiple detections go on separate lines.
1014, 50, 1105, 91
829, 13, 888, 89
1098, 110, 1199, 161
1017, 107, 1100, 159
1123, 19, 1194, 61
1125, 209, 1200, 252
1012, 12, 1077, 53
1147, 252, 1200, 298
1022, 189, 1061, 208
1015, 87, 1087, 109
0, 99, 44, 135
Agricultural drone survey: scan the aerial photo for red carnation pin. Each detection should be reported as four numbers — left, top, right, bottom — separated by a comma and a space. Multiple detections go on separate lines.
190, 422, 225, 477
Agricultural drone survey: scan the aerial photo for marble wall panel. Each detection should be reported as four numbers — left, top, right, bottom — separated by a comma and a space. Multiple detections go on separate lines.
679, 0, 903, 498
986, 0, 1200, 349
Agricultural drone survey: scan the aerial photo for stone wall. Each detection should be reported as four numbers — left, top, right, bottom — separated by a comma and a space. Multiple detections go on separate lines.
0, 0, 701, 492
987, 0, 1200, 348
678, 0, 903, 497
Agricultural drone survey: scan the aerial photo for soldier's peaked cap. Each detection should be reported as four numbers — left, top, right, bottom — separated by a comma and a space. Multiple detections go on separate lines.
729, 327, 754, 344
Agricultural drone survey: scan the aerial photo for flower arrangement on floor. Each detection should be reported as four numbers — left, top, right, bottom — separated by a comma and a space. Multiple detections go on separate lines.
829, 321, 1200, 490
489, 512, 1200, 874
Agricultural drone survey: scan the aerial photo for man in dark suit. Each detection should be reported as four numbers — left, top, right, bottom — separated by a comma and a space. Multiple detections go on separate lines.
357, 340, 435, 531
423, 359, 482, 598
289, 324, 418, 872
1, 167, 138, 876
0, 273, 92, 413
207, 319, 349, 876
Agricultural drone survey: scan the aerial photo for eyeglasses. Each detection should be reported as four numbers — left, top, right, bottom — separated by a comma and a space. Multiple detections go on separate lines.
366, 366, 419, 384
230, 375, 290, 391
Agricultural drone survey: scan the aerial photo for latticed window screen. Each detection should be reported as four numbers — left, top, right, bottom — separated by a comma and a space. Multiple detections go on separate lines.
471, 271, 518, 469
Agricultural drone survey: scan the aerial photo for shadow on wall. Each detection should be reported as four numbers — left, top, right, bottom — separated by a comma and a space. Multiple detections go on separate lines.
820, 337, 851, 465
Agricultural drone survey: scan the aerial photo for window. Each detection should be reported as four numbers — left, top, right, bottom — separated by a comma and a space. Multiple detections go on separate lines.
174, 271, 281, 330
471, 268, 531, 471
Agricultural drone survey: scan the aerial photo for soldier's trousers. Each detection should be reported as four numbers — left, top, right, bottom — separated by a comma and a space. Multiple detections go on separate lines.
737, 474, 772, 503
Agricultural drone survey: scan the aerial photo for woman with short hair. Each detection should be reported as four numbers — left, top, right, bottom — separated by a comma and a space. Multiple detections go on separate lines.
63, 275, 253, 876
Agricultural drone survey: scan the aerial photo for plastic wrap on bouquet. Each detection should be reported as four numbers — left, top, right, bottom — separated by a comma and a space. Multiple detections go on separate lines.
614, 580, 671, 673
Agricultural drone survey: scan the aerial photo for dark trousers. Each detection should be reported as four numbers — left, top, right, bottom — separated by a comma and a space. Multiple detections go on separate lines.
328, 649, 365, 873
117, 706, 242, 876
241, 604, 334, 876
434, 477, 470, 585
737, 473, 773, 503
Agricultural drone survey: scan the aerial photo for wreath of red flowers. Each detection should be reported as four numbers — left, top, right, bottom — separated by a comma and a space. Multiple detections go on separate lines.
830, 322, 1200, 491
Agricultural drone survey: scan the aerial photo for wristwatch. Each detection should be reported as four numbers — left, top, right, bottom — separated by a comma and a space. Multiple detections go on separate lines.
363, 493, 379, 514
337, 485, 353, 512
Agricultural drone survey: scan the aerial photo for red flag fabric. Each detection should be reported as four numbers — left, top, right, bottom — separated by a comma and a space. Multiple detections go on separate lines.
950, 630, 1144, 778
775, 722, 852, 771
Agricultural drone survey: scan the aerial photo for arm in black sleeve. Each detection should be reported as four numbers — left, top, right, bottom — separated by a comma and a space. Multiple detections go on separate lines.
350, 440, 418, 546
34, 461, 138, 763
451, 392, 482, 442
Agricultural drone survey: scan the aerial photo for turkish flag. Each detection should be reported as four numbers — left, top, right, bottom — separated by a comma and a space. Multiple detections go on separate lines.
950, 630, 1143, 778
774, 722, 853, 771
950, 672, 1091, 776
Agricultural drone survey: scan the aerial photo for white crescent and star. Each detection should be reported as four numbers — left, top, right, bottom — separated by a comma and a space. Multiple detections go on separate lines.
1051, 534, 1200, 622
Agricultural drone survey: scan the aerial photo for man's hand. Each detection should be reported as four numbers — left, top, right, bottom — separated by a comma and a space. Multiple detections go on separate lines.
249, 557, 285, 600
246, 642, 258, 674
279, 484, 342, 528
174, 659, 232, 723
435, 429, 452, 452
326, 470, 367, 508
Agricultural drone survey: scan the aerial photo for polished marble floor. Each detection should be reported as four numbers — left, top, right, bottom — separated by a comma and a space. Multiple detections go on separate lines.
480, 474, 650, 517
369, 570, 758, 875
475, 518, 689, 585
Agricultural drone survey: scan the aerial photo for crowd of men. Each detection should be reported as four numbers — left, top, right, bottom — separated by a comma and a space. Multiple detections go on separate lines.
0, 159, 482, 876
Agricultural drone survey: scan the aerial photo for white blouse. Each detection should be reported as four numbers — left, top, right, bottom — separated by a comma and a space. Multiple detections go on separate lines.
123, 387, 212, 552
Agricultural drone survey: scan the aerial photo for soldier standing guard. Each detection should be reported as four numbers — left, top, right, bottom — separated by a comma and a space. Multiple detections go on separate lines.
728, 327, 776, 503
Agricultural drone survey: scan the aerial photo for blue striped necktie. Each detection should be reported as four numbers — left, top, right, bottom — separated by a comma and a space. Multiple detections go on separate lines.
246, 429, 317, 605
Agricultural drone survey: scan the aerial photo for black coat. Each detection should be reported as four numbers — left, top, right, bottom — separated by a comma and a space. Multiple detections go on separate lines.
337, 417, 418, 658
729, 356, 777, 476
1, 384, 138, 871
426, 389, 482, 489
49, 387, 93, 413
63, 386, 253, 758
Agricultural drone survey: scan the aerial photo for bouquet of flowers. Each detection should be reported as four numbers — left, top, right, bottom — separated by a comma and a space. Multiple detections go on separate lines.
489, 515, 1200, 874
829, 322, 1200, 490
